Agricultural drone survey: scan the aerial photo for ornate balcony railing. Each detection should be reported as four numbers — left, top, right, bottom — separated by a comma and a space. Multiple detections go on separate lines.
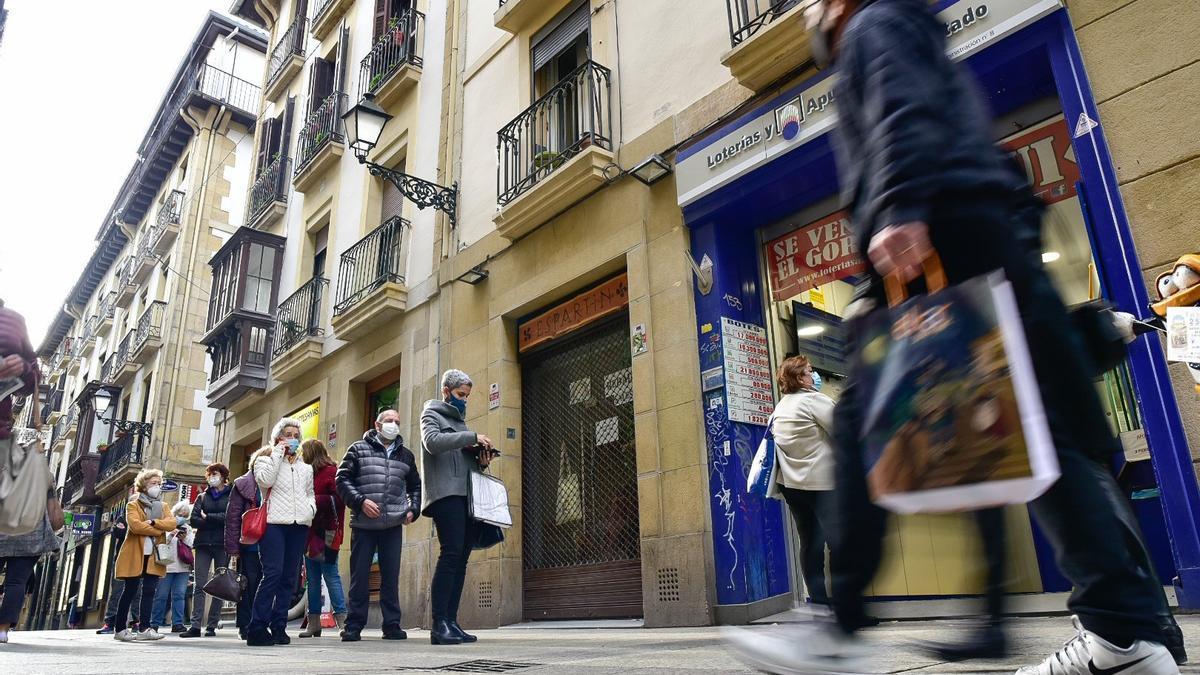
273, 277, 328, 358
194, 63, 261, 117
96, 422, 152, 486
267, 14, 306, 88
497, 60, 613, 206
101, 333, 131, 383
53, 405, 77, 444
313, 0, 340, 23
294, 92, 347, 176
725, 0, 806, 47
134, 301, 166, 353
359, 10, 424, 96
139, 190, 185, 256
50, 338, 75, 374
247, 156, 291, 225
333, 216, 408, 315
97, 291, 117, 324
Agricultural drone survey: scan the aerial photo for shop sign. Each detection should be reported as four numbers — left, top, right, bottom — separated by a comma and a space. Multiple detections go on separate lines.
161, 479, 179, 493
1166, 307, 1200, 363
1001, 117, 1079, 205
289, 399, 321, 440
765, 210, 865, 301
519, 274, 629, 352
721, 318, 773, 426
71, 513, 95, 537
489, 383, 501, 410
676, 0, 1065, 206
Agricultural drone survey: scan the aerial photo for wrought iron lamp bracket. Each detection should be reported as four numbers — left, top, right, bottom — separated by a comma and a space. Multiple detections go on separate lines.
366, 163, 458, 228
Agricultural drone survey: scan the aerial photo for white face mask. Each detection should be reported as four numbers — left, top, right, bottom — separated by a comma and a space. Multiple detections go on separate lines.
379, 421, 400, 441
207, 476, 222, 488
146, 486, 162, 499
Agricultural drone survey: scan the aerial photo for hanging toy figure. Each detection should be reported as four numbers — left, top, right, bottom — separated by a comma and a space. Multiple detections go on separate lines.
1150, 254, 1200, 394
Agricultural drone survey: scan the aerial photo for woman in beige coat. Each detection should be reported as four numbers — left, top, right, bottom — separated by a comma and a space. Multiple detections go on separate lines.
111, 469, 186, 642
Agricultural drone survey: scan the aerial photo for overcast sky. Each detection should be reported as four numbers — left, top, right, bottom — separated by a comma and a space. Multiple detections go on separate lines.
0, 0, 231, 350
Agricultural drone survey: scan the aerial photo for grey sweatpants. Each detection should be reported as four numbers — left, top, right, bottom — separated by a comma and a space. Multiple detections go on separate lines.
190, 547, 230, 629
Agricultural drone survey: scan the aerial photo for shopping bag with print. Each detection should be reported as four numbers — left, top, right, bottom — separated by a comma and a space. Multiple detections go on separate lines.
856, 256, 1059, 513
745, 421, 781, 500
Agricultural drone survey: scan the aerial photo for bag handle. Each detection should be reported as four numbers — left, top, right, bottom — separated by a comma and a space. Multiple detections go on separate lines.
883, 252, 948, 308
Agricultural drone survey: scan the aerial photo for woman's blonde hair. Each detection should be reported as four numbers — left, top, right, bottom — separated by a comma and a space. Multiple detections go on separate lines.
135, 468, 164, 492
171, 501, 193, 518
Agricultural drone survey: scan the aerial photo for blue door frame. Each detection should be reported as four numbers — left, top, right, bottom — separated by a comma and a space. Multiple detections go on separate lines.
681, 4, 1200, 610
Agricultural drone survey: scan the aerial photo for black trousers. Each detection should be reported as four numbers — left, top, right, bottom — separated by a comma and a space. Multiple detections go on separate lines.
0, 556, 36, 625
346, 526, 404, 631
114, 556, 159, 632
779, 488, 835, 605
428, 496, 478, 623
829, 202, 1173, 645
235, 546, 263, 631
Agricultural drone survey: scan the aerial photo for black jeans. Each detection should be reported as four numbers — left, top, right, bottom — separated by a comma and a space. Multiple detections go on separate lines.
235, 546, 263, 632
0, 556, 36, 625
114, 556, 159, 632
829, 202, 1172, 645
428, 496, 478, 622
779, 488, 835, 605
347, 526, 404, 631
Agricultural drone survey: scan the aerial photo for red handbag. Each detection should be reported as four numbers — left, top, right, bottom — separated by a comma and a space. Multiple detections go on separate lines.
240, 488, 271, 545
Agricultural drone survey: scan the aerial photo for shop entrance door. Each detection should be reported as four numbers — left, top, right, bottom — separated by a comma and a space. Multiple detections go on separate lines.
521, 315, 642, 620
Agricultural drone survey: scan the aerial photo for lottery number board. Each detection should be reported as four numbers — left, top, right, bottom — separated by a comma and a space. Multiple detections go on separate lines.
721, 318, 773, 426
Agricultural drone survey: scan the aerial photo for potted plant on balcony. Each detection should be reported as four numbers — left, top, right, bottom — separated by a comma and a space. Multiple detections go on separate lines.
532, 150, 564, 174
95, 442, 109, 454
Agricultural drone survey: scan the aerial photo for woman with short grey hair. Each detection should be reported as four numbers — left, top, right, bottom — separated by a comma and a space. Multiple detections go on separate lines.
420, 369, 496, 645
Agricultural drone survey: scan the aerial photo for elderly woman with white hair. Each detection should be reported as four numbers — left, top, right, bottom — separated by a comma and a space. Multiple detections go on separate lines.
112, 469, 189, 642
421, 369, 496, 645
246, 416, 315, 646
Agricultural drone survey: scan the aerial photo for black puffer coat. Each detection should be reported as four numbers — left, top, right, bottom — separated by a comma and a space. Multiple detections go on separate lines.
335, 430, 422, 530
189, 485, 231, 548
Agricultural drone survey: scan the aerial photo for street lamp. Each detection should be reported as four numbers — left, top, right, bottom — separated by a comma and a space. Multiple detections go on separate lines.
341, 93, 459, 227
92, 389, 112, 416
630, 154, 673, 186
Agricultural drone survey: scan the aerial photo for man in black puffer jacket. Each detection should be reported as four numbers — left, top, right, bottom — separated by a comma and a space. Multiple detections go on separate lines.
335, 409, 422, 641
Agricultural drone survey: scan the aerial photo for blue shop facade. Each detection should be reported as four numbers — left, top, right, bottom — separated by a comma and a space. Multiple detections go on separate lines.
674, 0, 1200, 619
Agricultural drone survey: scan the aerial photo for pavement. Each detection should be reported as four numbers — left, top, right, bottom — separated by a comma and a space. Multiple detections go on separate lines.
2, 614, 1199, 674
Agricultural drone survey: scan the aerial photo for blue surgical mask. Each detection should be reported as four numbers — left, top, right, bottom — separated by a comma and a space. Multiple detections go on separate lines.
447, 396, 467, 416
286, 438, 300, 455
810, 371, 823, 392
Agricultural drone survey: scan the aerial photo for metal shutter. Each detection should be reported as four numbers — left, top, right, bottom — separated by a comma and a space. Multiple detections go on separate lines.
531, 1, 589, 72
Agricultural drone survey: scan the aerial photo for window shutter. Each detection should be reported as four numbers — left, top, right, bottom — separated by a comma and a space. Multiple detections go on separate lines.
532, 1, 589, 72
306, 59, 321, 112
281, 97, 296, 160
334, 27, 350, 96
295, 0, 309, 22
382, 176, 404, 222
373, 0, 392, 39
256, 118, 275, 174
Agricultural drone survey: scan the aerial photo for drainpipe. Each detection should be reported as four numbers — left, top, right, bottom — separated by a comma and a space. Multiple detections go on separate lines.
158, 104, 226, 471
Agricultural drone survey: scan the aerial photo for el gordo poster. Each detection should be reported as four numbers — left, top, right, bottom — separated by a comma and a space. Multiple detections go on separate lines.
765, 211, 865, 302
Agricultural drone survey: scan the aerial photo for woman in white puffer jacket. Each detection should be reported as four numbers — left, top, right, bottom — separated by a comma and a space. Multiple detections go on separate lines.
245, 417, 315, 647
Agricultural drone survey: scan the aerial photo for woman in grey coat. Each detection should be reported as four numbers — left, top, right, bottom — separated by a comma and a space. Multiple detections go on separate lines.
421, 369, 495, 646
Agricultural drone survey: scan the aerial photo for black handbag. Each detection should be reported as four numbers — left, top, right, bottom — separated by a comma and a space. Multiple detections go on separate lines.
474, 522, 505, 551
203, 562, 247, 603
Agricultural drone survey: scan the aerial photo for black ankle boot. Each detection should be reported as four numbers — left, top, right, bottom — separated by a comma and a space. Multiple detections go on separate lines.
431, 619, 463, 645
449, 620, 477, 643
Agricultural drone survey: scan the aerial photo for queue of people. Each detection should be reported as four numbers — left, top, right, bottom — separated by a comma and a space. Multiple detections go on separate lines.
53, 368, 494, 648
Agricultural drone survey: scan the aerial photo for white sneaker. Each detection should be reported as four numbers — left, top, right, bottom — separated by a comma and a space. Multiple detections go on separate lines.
0, 629, 9, 643
114, 629, 137, 642
1016, 616, 1178, 675
135, 628, 166, 641
723, 621, 873, 674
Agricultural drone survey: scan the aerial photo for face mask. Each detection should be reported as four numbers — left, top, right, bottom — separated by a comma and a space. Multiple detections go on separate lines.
146, 486, 162, 499
447, 396, 467, 416
379, 421, 400, 441
207, 476, 222, 487
285, 438, 300, 455
811, 370, 823, 392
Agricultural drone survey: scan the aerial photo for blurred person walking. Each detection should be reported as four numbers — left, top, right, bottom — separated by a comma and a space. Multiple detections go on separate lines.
726, 1, 1184, 673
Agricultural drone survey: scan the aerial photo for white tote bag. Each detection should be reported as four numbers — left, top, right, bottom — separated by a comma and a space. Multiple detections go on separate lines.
469, 470, 513, 529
